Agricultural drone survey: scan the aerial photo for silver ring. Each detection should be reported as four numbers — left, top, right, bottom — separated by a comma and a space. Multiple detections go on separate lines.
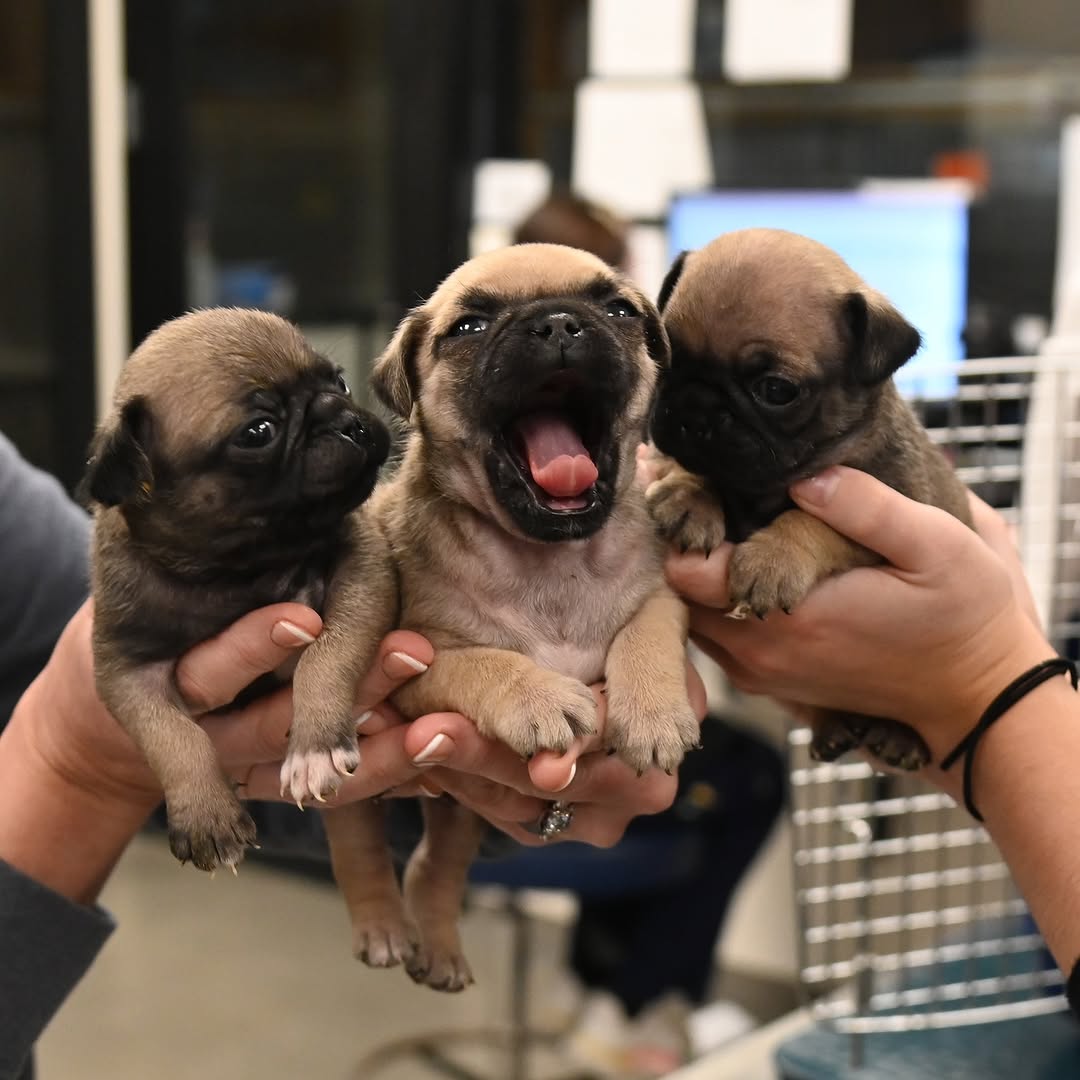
531, 800, 574, 841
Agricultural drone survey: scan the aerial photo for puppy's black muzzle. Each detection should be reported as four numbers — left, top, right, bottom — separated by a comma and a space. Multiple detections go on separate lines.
652, 378, 732, 478
303, 396, 390, 503
527, 310, 587, 365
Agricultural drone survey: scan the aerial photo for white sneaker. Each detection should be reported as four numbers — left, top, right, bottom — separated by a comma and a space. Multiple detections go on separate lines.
533, 968, 587, 1033
622, 993, 692, 1078
686, 999, 756, 1057
561, 990, 633, 1078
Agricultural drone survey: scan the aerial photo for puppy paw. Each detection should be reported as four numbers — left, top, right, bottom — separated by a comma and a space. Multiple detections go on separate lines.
352, 916, 421, 970
279, 739, 359, 807
478, 670, 596, 758
166, 788, 257, 872
727, 532, 822, 618
406, 942, 475, 993
809, 712, 867, 763
645, 472, 726, 555
807, 713, 929, 772
604, 684, 700, 775
863, 719, 930, 772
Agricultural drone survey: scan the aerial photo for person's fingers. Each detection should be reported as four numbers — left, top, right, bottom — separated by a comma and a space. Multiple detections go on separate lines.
789, 466, 962, 572
665, 546, 735, 609
429, 770, 548, 824
353, 632, 435, 716
176, 604, 323, 714
240, 726, 417, 802
403, 712, 531, 781
497, 802, 649, 849
201, 686, 295, 767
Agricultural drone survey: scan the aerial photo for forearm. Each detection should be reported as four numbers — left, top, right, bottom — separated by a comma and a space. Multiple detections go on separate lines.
0, 711, 153, 905
958, 675, 1080, 977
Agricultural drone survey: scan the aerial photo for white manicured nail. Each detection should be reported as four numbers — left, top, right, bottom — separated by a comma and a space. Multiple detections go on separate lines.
412, 732, 450, 765
355, 710, 373, 728
390, 651, 429, 674
553, 761, 577, 792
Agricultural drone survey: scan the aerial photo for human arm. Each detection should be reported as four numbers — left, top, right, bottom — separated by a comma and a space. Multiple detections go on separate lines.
665, 464, 1080, 981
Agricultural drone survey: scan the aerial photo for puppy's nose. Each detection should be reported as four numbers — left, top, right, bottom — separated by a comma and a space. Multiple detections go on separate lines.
530, 312, 584, 343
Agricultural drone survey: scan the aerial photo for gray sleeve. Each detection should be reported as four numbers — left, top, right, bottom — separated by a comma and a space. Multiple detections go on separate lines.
0, 859, 114, 1080
0, 433, 90, 726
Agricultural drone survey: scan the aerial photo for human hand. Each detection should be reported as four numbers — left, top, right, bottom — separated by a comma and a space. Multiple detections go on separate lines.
664, 466, 1053, 764
370, 661, 707, 847
12, 600, 440, 815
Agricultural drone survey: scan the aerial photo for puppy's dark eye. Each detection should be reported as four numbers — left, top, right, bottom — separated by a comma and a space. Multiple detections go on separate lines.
753, 376, 800, 407
606, 298, 638, 318
233, 418, 277, 449
336, 372, 350, 395
449, 316, 490, 337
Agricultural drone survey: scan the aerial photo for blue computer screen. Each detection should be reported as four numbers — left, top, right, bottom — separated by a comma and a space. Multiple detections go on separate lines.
667, 189, 969, 400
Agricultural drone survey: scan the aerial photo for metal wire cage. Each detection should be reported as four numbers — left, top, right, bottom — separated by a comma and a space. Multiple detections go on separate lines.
788, 355, 1080, 1046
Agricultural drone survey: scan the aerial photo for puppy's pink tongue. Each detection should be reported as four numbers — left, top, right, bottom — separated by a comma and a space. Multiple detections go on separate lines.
515, 411, 598, 499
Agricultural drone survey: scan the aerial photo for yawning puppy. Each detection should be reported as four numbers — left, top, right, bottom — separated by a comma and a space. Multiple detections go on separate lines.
84, 308, 395, 871
324, 243, 700, 991
646, 229, 971, 768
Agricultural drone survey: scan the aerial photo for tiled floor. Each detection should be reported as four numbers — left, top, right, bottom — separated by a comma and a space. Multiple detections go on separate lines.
34, 835, 795, 1080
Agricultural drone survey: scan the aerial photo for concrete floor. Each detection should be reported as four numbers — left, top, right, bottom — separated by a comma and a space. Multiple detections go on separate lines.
34, 835, 795, 1080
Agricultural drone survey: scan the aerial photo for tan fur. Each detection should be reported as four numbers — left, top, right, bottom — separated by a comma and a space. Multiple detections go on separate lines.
328, 245, 699, 990
648, 229, 972, 769
87, 308, 396, 872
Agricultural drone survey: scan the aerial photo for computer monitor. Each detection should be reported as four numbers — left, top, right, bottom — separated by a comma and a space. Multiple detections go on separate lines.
667, 188, 970, 400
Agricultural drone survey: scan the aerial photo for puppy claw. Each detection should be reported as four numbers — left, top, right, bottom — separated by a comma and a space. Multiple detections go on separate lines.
475, 671, 596, 758
166, 794, 257, 873
645, 475, 727, 554
280, 741, 359, 806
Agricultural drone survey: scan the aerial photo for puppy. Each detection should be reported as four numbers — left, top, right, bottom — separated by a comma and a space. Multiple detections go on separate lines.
322, 243, 700, 991
646, 228, 971, 768
84, 308, 396, 871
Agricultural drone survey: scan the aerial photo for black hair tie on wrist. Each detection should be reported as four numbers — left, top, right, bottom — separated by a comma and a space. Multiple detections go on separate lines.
940, 658, 1079, 822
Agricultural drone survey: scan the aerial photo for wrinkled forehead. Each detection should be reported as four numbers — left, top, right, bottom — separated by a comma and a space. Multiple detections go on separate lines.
426, 245, 621, 324
666, 254, 845, 372
117, 315, 334, 451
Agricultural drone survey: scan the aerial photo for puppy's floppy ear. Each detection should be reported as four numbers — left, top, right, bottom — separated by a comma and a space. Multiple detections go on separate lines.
78, 397, 154, 508
657, 251, 689, 313
638, 293, 671, 367
372, 310, 427, 418
843, 291, 922, 386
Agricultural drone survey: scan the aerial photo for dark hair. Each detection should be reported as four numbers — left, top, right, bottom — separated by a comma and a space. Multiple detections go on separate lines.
512, 192, 628, 269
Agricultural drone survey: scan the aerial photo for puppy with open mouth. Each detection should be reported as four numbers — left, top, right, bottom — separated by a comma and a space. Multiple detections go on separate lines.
84, 308, 397, 871
329, 243, 700, 991
645, 228, 972, 769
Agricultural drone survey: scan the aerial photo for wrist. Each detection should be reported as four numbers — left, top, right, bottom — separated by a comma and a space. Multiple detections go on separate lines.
0, 698, 155, 905
921, 617, 1055, 766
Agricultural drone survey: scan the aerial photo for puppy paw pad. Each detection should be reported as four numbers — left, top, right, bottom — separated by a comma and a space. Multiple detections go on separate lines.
279, 744, 358, 805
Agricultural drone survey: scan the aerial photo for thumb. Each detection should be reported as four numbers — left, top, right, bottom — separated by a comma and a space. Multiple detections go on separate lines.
790, 466, 961, 572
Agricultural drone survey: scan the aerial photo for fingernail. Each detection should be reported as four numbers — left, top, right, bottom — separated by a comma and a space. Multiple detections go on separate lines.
385, 651, 429, 677
791, 468, 840, 506
552, 760, 577, 792
412, 732, 452, 765
355, 710, 373, 728
272, 619, 317, 647
418, 778, 443, 798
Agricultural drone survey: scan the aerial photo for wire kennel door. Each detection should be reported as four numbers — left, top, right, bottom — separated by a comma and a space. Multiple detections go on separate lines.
789, 355, 1080, 1049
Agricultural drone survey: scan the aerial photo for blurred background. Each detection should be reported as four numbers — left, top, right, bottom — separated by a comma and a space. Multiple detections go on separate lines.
6, 2, 1080, 1077
8, 0, 1080, 488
